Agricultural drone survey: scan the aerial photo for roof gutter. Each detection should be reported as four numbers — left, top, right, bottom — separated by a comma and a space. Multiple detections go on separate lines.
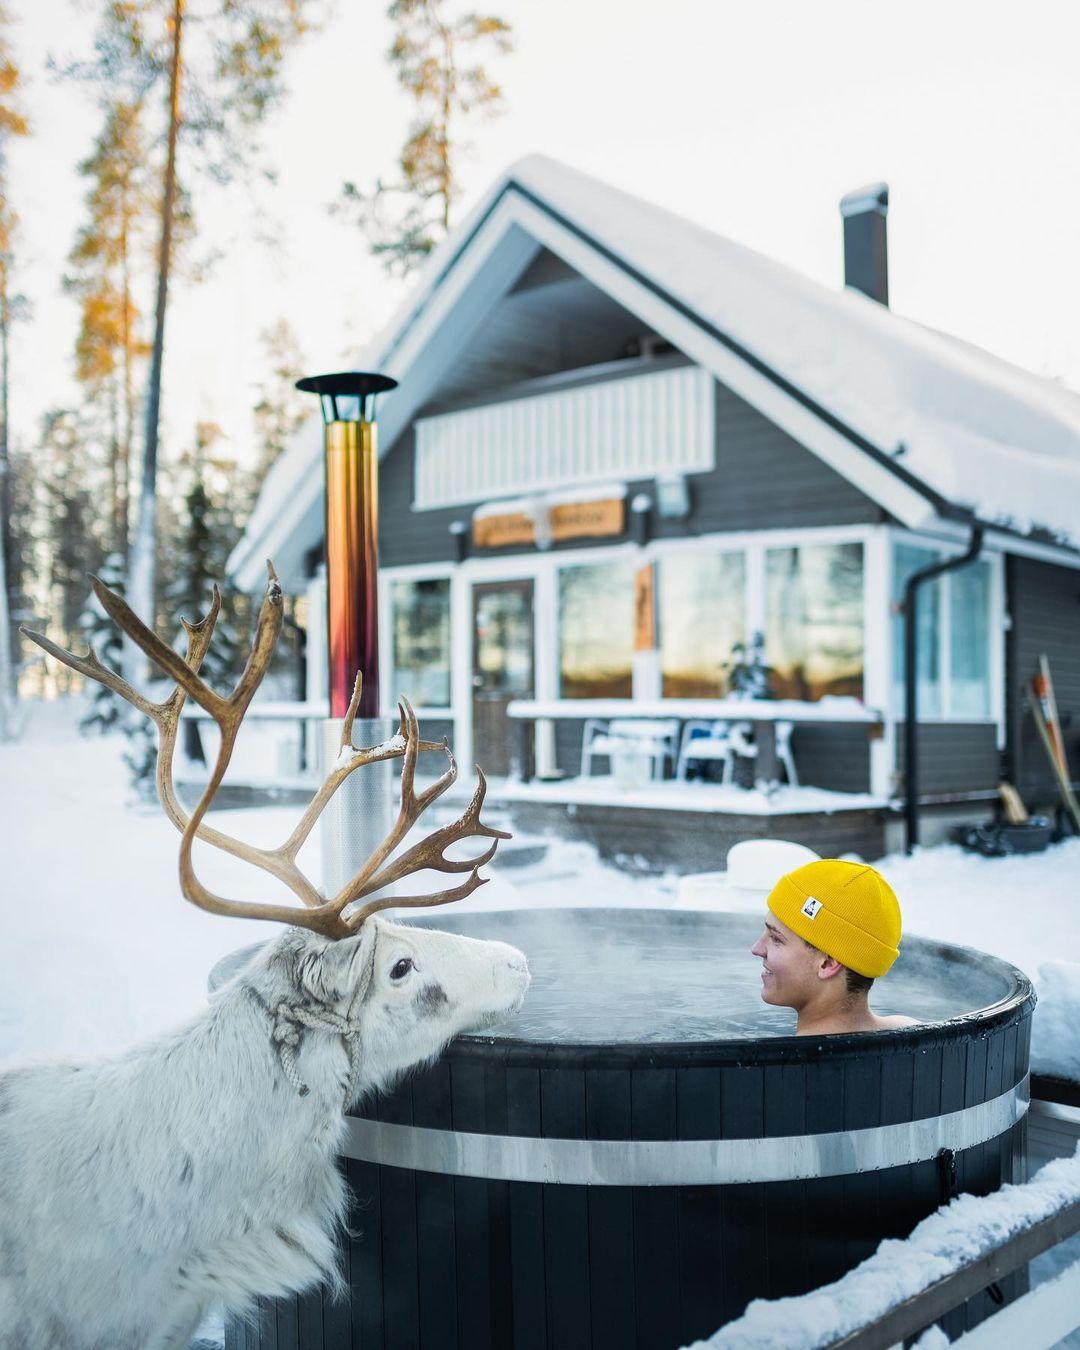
902, 522, 984, 853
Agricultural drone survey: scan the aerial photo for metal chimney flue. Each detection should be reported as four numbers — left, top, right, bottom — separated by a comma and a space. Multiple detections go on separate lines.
297, 368, 399, 897
840, 182, 889, 306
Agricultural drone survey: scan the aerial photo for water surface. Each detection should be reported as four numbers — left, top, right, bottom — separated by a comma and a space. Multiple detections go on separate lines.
417, 908, 1018, 1044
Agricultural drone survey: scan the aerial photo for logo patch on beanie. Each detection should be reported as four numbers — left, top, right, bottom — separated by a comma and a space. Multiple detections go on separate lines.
801, 896, 823, 920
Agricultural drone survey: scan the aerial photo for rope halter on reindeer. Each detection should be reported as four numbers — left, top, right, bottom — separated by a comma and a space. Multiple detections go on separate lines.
21, 563, 510, 1106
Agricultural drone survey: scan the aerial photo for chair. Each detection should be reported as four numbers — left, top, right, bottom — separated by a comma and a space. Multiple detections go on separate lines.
581, 717, 680, 780
713, 719, 800, 788
676, 720, 737, 784
775, 720, 799, 787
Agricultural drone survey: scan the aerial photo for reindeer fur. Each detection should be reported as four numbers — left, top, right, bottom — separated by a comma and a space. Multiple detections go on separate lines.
0, 919, 529, 1349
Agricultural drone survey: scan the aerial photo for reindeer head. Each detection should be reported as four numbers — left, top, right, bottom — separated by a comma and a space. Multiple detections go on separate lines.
22, 564, 530, 1102
256, 919, 529, 1098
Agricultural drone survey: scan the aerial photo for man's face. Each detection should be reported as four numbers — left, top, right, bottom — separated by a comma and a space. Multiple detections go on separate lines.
750, 912, 825, 1009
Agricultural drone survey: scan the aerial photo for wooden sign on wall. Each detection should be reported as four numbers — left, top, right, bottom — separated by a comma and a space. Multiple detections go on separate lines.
472, 512, 536, 549
472, 495, 626, 550
550, 497, 625, 543
634, 562, 656, 651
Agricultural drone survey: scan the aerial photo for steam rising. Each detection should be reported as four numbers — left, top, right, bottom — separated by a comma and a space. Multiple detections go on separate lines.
411, 909, 1016, 1044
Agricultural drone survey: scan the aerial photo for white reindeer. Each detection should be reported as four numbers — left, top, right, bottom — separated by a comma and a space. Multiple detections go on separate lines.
4, 567, 529, 1350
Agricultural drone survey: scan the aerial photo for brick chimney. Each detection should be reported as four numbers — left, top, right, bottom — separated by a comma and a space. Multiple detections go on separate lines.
840, 182, 889, 306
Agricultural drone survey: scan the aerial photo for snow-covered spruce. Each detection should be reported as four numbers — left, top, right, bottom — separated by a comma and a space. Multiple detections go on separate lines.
0, 920, 529, 1350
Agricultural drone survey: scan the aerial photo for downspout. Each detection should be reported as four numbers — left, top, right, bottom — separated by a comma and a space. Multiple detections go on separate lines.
902, 524, 984, 853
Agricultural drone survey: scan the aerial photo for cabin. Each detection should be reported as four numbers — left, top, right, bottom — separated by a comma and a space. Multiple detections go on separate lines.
228, 157, 1080, 869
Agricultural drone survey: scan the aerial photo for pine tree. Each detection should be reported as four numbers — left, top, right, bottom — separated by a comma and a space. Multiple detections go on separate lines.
64, 100, 154, 559
39, 409, 108, 673
0, 2, 29, 737
166, 422, 244, 764
725, 631, 774, 700
338, 0, 513, 275
77, 551, 127, 735
58, 0, 320, 683
250, 317, 307, 505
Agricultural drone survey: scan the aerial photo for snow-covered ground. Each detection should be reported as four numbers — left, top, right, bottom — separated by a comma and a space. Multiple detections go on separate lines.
2, 698, 1078, 1347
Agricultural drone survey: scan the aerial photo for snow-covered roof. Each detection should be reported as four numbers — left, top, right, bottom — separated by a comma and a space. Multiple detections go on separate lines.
231, 154, 1080, 589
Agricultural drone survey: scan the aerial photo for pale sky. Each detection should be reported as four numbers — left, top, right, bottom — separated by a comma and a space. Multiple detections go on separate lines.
7, 0, 1080, 472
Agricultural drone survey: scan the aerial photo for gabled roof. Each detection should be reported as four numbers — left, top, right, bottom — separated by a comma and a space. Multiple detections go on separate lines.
231, 155, 1080, 589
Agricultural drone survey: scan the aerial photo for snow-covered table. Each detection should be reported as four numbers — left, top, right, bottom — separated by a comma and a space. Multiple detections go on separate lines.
506, 696, 882, 787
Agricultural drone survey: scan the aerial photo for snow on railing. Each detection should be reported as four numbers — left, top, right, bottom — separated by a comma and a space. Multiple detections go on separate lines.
682, 1145, 1080, 1350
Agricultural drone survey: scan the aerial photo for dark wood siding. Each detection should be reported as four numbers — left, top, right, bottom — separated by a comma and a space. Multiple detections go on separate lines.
1006, 556, 1080, 807
893, 723, 1000, 796
553, 717, 871, 792
789, 725, 871, 793
508, 800, 886, 870
377, 373, 884, 568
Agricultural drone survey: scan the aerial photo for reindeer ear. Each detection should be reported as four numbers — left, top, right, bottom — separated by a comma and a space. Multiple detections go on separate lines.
300, 925, 377, 1006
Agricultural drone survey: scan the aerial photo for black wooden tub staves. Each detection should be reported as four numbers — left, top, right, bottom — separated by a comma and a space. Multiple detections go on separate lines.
223, 909, 1035, 1350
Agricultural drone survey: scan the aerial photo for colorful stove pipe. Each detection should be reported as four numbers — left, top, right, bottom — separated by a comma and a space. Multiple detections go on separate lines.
295, 370, 398, 718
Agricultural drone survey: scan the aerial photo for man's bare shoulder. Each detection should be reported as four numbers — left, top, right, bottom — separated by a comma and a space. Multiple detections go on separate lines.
874, 1013, 919, 1030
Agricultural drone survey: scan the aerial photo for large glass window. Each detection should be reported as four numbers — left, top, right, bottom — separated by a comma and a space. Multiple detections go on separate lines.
893, 543, 942, 716
659, 551, 746, 697
558, 560, 634, 697
766, 542, 864, 700
892, 543, 993, 718
950, 561, 992, 717
391, 578, 451, 706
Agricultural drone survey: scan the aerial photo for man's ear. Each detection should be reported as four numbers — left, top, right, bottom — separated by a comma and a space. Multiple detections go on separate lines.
816, 953, 845, 982
303, 923, 377, 1006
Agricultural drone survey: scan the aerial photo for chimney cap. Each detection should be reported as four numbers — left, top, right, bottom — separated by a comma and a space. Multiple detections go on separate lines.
840, 182, 889, 218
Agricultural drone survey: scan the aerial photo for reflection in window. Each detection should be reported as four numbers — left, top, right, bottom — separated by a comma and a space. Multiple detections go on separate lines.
893, 544, 941, 716
892, 544, 992, 718
660, 551, 746, 697
766, 543, 864, 700
559, 561, 634, 698
391, 578, 451, 707
950, 561, 991, 717
474, 586, 533, 696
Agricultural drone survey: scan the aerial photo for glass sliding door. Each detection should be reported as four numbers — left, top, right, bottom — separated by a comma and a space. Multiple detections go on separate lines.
472, 580, 534, 777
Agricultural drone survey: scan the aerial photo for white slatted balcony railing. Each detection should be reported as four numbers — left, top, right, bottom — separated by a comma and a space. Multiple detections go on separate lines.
414, 364, 715, 510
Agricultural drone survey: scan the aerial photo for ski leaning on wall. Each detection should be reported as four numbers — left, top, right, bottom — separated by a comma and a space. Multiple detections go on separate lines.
1027, 655, 1080, 833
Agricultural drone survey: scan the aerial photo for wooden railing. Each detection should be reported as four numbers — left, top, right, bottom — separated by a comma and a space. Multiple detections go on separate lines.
827, 1198, 1080, 1349
709, 1090, 1080, 1350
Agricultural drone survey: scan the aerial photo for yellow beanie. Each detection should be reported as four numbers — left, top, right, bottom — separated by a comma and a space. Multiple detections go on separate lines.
766, 860, 901, 978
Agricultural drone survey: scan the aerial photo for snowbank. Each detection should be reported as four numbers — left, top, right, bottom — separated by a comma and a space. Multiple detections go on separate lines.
1031, 962, 1080, 1082
682, 1144, 1080, 1349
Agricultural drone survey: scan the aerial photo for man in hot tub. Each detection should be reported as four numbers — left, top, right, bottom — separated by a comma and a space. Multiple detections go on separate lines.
750, 858, 918, 1036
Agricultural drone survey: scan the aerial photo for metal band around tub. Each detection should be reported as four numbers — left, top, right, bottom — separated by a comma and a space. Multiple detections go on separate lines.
342, 1076, 1029, 1186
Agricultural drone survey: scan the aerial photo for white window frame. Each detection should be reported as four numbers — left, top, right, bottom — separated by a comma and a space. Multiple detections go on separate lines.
379, 523, 887, 778
885, 527, 1006, 744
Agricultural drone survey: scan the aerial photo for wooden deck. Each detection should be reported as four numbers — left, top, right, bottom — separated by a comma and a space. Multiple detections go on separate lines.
178, 771, 890, 873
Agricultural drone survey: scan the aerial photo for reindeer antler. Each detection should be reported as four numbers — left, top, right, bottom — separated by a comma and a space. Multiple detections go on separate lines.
21, 564, 508, 938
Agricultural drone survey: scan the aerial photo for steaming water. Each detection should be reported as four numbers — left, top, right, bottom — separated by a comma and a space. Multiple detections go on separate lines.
417, 909, 1019, 1044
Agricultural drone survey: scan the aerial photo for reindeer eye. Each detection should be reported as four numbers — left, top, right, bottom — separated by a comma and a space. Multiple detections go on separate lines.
390, 958, 413, 981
